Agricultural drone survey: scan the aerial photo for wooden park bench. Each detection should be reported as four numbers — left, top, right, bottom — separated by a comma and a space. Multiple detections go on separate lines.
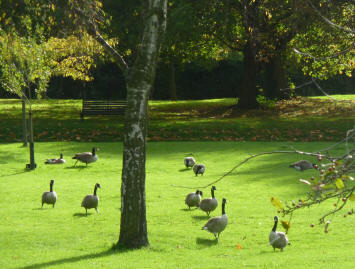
80, 100, 127, 119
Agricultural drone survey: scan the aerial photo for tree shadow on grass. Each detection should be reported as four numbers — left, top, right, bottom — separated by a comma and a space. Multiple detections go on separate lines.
2, 169, 31, 177
195, 237, 218, 246
19, 247, 129, 269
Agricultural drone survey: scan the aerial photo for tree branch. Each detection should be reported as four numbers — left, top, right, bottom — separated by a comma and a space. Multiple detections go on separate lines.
171, 149, 331, 190
307, 0, 355, 34
73, 7, 129, 74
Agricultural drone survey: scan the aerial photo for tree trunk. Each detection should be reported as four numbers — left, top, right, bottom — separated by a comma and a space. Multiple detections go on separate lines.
117, 0, 167, 249
263, 52, 288, 100
168, 61, 177, 101
237, 40, 259, 109
21, 95, 27, 147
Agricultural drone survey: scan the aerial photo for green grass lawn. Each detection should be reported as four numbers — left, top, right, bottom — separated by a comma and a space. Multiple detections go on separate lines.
1, 141, 354, 269
1, 96, 355, 143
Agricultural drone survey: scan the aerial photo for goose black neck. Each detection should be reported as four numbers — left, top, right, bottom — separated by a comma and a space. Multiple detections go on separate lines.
50, 182, 54, 192
92, 148, 96, 156
211, 188, 215, 198
272, 219, 278, 232
60, 153, 63, 159
94, 185, 98, 195
222, 201, 226, 215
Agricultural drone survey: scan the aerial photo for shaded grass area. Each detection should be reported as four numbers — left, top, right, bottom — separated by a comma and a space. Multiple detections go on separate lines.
0, 141, 354, 268
1, 96, 355, 143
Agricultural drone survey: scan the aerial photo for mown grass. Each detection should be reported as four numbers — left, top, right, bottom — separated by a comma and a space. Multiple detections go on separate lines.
1, 96, 355, 143
0, 141, 354, 269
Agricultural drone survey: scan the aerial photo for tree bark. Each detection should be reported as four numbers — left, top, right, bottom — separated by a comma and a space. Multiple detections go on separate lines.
168, 61, 177, 100
21, 95, 27, 147
117, 0, 167, 249
263, 52, 289, 100
237, 40, 259, 109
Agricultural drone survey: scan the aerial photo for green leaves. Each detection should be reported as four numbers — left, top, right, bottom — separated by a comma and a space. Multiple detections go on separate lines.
271, 197, 283, 210
335, 178, 344, 189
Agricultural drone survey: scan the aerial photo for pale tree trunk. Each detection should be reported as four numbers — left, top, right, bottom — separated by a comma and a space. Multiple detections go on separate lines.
118, 0, 167, 248
76, 0, 167, 249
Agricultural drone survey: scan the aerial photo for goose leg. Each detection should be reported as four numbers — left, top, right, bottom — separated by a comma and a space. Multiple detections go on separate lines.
74, 160, 78, 167
95, 208, 99, 214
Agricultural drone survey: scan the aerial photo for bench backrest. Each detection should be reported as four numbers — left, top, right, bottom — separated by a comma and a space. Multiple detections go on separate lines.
83, 100, 127, 110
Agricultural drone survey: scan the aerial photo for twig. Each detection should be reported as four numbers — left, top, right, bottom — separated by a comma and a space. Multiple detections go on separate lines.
307, 0, 355, 34
171, 149, 330, 190
319, 189, 354, 223
73, 7, 129, 73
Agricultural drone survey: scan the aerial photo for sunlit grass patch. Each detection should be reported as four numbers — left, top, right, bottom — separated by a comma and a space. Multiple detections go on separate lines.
0, 141, 354, 268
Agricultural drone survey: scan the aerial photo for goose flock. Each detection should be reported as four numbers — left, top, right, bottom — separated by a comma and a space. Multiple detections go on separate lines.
40, 150, 291, 251
42, 147, 101, 214
183, 156, 291, 250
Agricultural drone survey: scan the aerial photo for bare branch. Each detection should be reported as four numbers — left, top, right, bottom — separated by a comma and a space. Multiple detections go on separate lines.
308, 0, 355, 34
292, 46, 353, 61
311, 78, 338, 101
171, 149, 330, 190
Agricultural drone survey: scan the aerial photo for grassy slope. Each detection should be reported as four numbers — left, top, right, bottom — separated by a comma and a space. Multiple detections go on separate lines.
0, 142, 354, 269
1, 96, 355, 142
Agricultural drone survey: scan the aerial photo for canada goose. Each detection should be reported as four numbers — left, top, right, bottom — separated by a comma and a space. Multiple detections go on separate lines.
199, 186, 218, 216
184, 156, 196, 168
185, 190, 203, 209
45, 153, 66, 164
269, 216, 290, 251
289, 160, 316, 171
72, 147, 98, 166
42, 179, 57, 208
193, 164, 205, 176
81, 183, 101, 215
202, 198, 228, 239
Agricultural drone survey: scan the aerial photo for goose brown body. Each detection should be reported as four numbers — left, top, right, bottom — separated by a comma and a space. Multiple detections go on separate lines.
185, 190, 203, 209
45, 153, 66, 164
193, 164, 205, 176
73, 147, 98, 166
289, 160, 315, 171
184, 157, 196, 168
202, 198, 228, 239
269, 216, 290, 251
199, 186, 218, 216
81, 183, 101, 214
42, 180, 57, 208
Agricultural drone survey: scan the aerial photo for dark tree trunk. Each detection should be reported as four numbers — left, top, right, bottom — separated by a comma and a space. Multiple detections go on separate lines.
263, 52, 289, 99
117, 0, 167, 249
21, 95, 27, 147
237, 40, 259, 109
168, 61, 177, 100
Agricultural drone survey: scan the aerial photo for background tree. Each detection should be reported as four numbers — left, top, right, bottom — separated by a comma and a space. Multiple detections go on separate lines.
0, 0, 108, 166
